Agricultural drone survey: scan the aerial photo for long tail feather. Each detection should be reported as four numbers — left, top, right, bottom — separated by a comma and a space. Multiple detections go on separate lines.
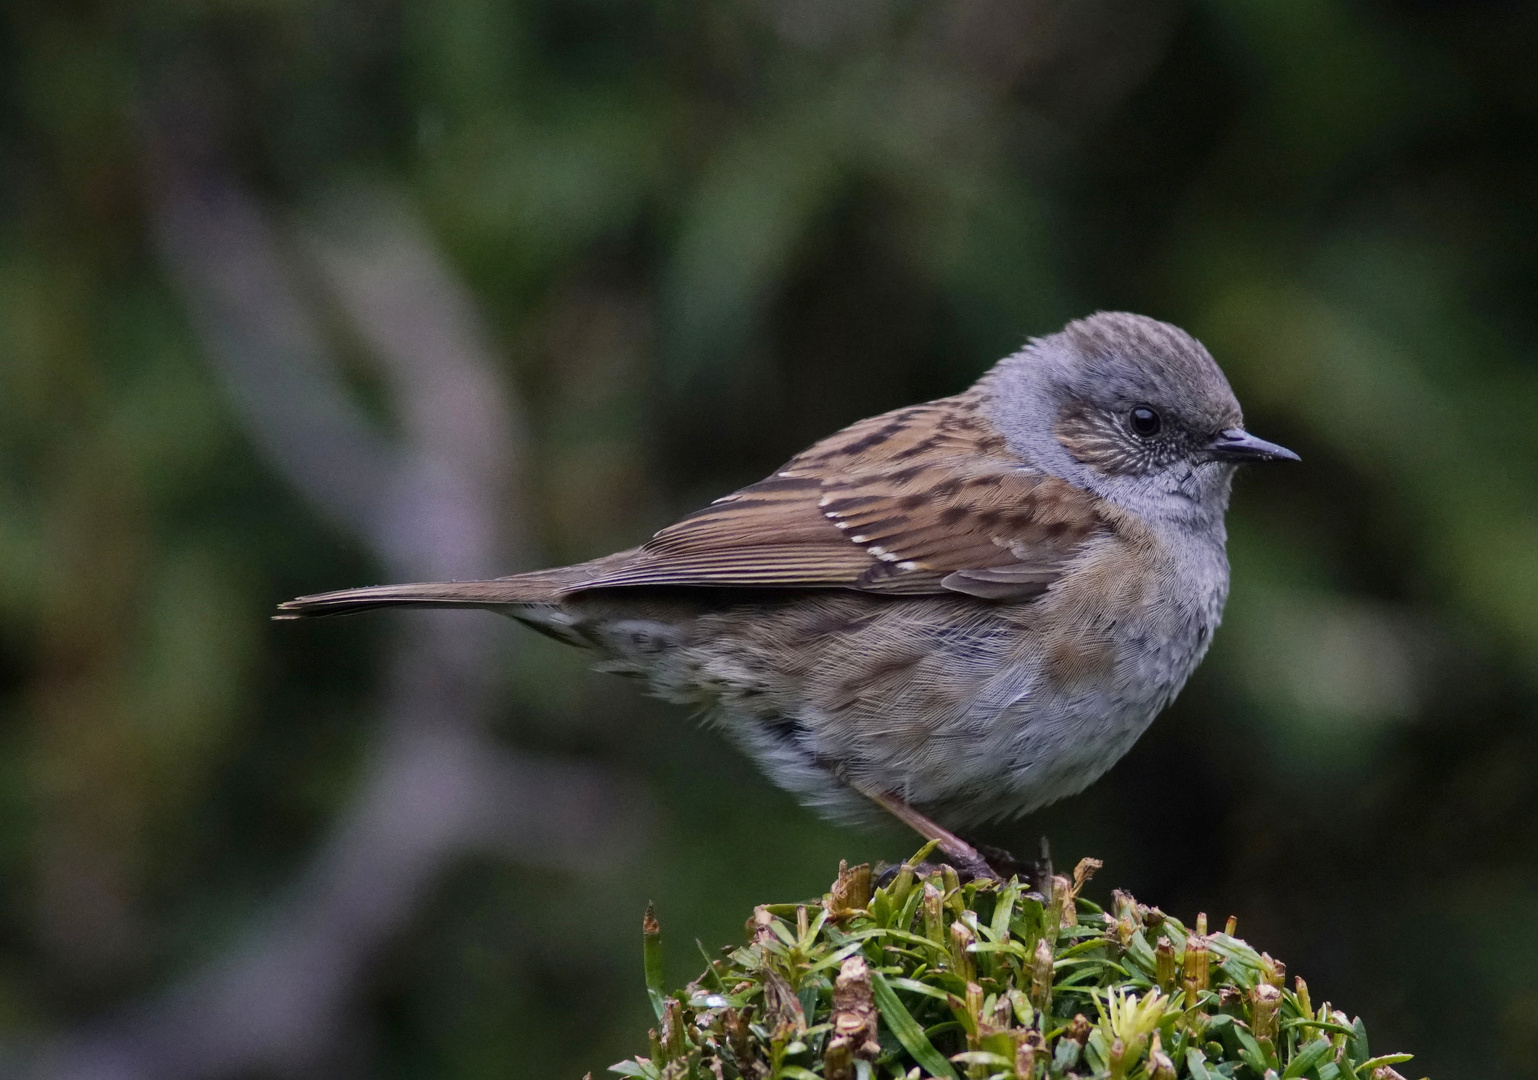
275, 576, 562, 619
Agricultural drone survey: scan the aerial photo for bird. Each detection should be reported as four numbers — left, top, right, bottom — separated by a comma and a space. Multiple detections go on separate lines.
278, 312, 1297, 879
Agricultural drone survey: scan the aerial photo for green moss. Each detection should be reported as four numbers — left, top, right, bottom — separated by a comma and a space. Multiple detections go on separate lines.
606, 847, 1419, 1080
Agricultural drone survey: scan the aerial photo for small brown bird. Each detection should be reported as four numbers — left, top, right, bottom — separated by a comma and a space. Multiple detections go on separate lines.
280, 312, 1296, 877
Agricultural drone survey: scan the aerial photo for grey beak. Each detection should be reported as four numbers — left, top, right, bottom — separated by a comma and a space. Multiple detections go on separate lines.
1207, 428, 1300, 463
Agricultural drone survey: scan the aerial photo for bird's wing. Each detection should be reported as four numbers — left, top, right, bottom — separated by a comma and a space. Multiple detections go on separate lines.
569, 395, 1109, 601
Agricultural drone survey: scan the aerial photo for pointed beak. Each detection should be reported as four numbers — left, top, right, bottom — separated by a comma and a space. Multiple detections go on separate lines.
1207, 428, 1300, 463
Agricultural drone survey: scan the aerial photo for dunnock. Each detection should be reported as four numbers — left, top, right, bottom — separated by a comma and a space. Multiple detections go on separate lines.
280, 312, 1296, 877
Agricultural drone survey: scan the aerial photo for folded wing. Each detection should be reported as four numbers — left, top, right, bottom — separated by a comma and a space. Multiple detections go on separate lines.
570, 395, 1107, 602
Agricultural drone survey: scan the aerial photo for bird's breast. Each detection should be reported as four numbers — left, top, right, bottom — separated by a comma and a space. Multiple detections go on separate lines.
1026, 515, 1221, 693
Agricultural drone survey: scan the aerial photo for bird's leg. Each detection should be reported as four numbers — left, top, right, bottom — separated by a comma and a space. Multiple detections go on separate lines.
851, 782, 1001, 883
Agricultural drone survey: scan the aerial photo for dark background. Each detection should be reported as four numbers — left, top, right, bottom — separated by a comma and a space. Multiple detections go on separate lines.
2, 1, 1537, 1077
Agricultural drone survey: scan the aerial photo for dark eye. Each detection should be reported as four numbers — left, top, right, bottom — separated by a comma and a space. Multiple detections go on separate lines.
1128, 406, 1162, 437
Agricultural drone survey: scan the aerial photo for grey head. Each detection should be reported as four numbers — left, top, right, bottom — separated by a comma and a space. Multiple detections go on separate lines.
979, 312, 1297, 527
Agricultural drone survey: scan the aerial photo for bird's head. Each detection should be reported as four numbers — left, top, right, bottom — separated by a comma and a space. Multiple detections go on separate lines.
982, 311, 1297, 525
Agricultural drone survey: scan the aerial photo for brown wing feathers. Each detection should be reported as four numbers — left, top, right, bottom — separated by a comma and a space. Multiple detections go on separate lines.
573, 393, 1106, 601
819, 466, 1100, 599
574, 473, 873, 590
278, 392, 1109, 615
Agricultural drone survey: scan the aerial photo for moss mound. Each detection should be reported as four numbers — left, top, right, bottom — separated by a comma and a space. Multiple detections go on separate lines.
608, 846, 1418, 1080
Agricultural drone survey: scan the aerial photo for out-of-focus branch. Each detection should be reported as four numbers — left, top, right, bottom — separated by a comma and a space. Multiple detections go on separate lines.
24, 101, 644, 1080
155, 176, 400, 542
303, 191, 534, 585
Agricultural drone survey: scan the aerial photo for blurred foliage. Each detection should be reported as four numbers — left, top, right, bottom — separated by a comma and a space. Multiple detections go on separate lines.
620, 852, 1416, 1080
1, 0, 1537, 1078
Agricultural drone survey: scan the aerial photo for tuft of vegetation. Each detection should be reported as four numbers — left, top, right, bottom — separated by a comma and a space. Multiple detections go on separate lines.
607, 845, 1418, 1080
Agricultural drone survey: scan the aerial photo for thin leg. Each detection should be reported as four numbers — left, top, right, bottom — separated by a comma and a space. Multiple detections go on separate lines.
851, 781, 1001, 882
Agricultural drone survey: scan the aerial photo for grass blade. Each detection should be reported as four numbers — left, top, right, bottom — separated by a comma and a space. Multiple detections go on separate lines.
870, 969, 958, 1079
643, 902, 666, 1022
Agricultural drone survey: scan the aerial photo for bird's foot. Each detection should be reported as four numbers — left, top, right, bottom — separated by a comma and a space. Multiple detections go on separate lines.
871, 831, 1054, 893
933, 842, 1002, 884
971, 842, 1026, 882
852, 782, 1011, 883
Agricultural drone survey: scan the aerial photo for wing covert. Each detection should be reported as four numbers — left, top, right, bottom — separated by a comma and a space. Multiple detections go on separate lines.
568, 395, 1108, 600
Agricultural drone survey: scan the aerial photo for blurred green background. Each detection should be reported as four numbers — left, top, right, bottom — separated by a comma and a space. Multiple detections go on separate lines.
3, 1, 1538, 1077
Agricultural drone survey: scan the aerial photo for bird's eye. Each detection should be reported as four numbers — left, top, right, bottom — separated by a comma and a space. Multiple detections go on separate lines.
1128, 406, 1162, 437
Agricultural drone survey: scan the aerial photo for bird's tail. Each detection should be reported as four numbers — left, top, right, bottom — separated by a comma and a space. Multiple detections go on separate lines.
275, 572, 568, 619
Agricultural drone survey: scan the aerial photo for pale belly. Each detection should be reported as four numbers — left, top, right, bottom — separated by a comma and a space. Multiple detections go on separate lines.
547, 568, 1224, 829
